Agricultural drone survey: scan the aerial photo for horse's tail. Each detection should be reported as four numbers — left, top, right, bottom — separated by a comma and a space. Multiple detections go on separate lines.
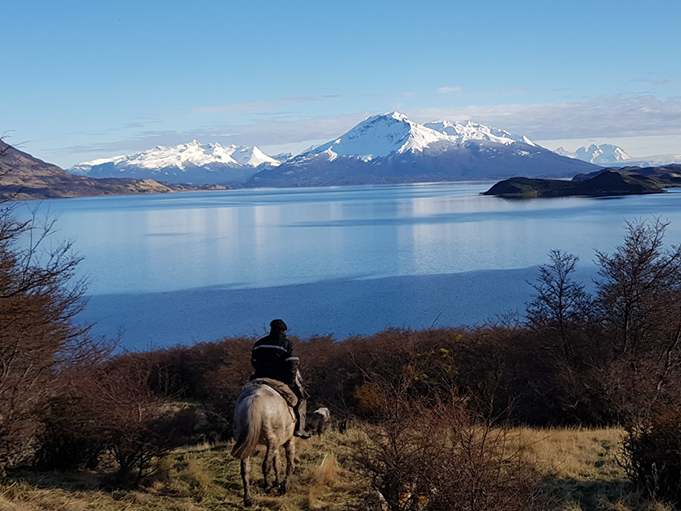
231, 395, 262, 459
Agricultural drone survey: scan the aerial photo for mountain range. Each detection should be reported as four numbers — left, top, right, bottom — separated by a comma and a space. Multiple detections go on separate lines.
69, 140, 280, 186
0, 141, 226, 201
556, 143, 681, 167
555, 144, 632, 165
245, 112, 598, 187
66, 112, 601, 187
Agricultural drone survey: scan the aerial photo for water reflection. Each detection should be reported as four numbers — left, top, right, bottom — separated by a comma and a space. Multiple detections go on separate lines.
13, 184, 681, 298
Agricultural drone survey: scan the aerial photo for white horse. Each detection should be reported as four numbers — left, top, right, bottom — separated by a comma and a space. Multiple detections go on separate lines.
231, 381, 296, 506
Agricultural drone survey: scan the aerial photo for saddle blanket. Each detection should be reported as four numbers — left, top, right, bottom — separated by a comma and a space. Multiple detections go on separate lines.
245, 378, 298, 407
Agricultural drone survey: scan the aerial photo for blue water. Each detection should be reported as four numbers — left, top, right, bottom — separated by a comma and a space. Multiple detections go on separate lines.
15, 183, 681, 350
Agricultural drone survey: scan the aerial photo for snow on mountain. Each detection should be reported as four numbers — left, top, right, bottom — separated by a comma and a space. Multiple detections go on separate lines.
67, 113, 605, 189
270, 152, 293, 163
247, 112, 599, 187
425, 120, 536, 147
623, 154, 681, 167
554, 147, 573, 158
305, 112, 451, 160
555, 144, 631, 165
303, 112, 539, 162
68, 141, 280, 185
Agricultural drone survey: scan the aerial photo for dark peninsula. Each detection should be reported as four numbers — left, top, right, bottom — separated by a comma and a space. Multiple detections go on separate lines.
483, 165, 681, 199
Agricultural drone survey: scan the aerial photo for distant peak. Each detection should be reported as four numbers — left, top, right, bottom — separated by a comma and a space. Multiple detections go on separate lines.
364, 111, 411, 123
424, 119, 534, 146
387, 111, 409, 121
555, 143, 632, 165
69, 140, 281, 173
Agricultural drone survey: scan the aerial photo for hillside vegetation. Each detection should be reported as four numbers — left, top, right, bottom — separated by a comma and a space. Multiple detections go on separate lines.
1, 196, 681, 509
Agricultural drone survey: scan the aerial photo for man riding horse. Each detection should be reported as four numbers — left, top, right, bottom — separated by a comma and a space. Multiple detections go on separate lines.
251, 319, 310, 439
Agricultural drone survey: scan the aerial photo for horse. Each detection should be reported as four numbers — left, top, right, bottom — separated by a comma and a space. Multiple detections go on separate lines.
231, 380, 296, 507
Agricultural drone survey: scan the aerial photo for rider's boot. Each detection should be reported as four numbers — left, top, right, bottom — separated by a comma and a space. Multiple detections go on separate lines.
293, 400, 311, 439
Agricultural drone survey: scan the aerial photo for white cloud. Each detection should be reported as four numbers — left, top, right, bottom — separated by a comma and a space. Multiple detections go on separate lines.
407, 95, 681, 140
59, 113, 369, 162
437, 86, 462, 94
58, 94, 681, 166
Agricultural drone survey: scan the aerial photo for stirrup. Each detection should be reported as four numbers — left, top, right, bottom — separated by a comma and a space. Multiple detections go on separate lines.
294, 430, 311, 439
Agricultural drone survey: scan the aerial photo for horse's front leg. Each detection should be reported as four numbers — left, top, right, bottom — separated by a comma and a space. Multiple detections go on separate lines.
279, 438, 295, 496
241, 458, 253, 507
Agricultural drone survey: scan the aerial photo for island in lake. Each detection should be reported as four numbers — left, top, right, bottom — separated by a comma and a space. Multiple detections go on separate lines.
483, 165, 681, 198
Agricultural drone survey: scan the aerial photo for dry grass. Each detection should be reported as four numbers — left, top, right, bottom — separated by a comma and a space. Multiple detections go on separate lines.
508, 427, 674, 511
0, 426, 676, 510
0, 430, 366, 511
512, 426, 626, 481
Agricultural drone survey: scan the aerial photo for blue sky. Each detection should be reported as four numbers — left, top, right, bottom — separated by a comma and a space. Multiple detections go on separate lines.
3, 0, 680, 168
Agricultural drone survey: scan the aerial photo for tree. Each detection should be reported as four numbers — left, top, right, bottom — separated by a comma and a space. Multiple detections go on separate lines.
590, 219, 681, 420
0, 142, 107, 472
526, 249, 592, 360
595, 218, 681, 357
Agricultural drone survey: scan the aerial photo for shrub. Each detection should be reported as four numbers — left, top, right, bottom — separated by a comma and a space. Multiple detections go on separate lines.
0, 204, 111, 474
354, 398, 546, 511
34, 356, 198, 485
193, 338, 253, 438
90, 356, 198, 485
622, 409, 681, 505
33, 395, 104, 470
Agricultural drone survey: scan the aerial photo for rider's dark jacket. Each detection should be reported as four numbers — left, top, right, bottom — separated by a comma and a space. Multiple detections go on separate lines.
251, 332, 299, 385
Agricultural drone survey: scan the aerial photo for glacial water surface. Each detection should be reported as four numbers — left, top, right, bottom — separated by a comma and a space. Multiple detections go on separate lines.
15, 182, 681, 350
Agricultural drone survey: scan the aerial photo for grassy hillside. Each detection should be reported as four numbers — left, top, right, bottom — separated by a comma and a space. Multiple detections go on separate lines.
0, 427, 669, 511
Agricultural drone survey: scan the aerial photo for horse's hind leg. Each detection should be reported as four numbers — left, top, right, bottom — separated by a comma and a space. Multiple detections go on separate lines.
279, 439, 295, 496
262, 445, 274, 493
241, 458, 253, 507
272, 446, 282, 488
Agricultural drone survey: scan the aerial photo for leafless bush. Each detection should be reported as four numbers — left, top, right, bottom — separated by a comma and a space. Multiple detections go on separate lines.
88, 355, 197, 485
34, 394, 105, 470
524, 219, 681, 425
354, 398, 547, 511
0, 202, 112, 474
34, 356, 197, 485
193, 338, 253, 438
622, 407, 681, 505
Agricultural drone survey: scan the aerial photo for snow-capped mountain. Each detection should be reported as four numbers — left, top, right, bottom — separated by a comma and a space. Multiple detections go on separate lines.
271, 152, 293, 164
246, 112, 599, 187
424, 120, 536, 146
307, 112, 450, 160
622, 154, 681, 167
555, 144, 631, 165
555, 144, 681, 168
68, 141, 280, 186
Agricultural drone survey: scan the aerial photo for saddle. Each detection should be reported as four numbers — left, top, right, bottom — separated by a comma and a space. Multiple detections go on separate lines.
246, 378, 298, 408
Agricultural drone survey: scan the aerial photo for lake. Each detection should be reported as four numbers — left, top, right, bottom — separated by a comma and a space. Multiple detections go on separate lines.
15, 182, 681, 350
